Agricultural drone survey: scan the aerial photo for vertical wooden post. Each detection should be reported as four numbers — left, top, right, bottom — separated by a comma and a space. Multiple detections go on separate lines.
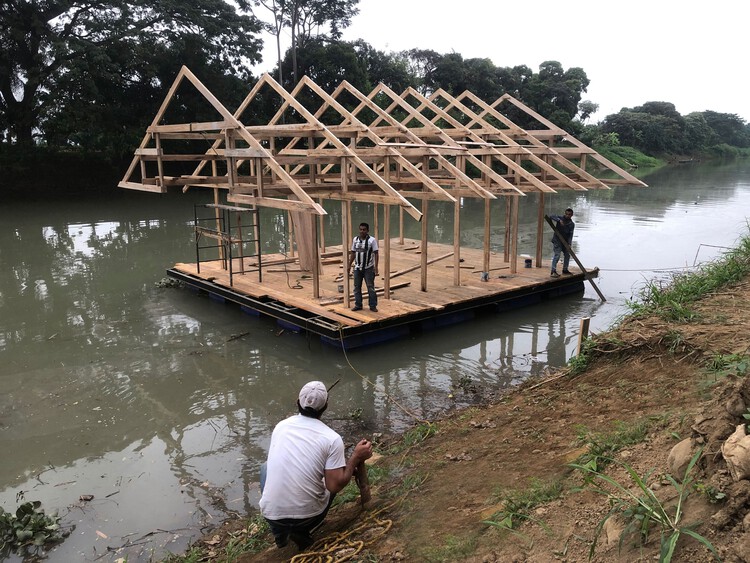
577, 317, 591, 355
483, 198, 491, 274
421, 198, 428, 292
212, 160, 225, 263
536, 192, 545, 267
312, 215, 320, 299
399, 207, 405, 245
225, 132, 237, 190
318, 197, 326, 253
510, 196, 519, 274
383, 157, 391, 300
287, 211, 295, 258
504, 197, 511, 263
341, 157, 351, 308
253, 205, 261, 282
155, 133, 165, 188
384, 205, 391, 300
453, 199, 461, 286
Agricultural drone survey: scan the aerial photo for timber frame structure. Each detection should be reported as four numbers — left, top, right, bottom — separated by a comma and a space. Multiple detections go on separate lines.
119, 66, 646, 347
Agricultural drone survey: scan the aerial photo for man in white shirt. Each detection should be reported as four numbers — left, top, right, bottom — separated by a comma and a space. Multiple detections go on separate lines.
259, 381, 373, 550
347, 222, 379, 312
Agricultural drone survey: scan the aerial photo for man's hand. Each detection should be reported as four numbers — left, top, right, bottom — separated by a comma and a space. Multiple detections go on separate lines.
353, 439, 373, 463
325, 439, 374, 493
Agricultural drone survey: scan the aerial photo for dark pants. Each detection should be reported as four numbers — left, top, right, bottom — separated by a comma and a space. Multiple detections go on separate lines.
551, 240, 570, 272
353, 266, 377, 308
264, 499, 334, 550
260, 463, 335, 550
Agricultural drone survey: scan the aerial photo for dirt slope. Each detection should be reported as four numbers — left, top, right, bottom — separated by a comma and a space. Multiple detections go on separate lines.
226, 279, 750, 563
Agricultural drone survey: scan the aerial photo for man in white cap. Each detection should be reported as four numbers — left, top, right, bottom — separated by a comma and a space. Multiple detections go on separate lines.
259, 381, 373, 550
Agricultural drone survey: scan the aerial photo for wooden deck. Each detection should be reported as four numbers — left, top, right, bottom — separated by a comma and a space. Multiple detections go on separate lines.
168, 238, 595, 348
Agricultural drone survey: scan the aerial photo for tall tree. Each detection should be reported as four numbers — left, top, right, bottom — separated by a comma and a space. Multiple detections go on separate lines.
255, 0, 359, 86
0, 0, 263, 147
521, 61, 590, 130
700, 111, 750, 148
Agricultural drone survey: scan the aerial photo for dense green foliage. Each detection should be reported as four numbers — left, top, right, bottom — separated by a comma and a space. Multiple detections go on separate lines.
0, 0, 265, 154
1, 2, 748, 163
601, 101, 750, 156
0, 501, 67, 554
628, 232, 750, 322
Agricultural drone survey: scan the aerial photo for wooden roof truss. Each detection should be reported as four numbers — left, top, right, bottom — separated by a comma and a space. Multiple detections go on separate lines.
118, 66, 646, 301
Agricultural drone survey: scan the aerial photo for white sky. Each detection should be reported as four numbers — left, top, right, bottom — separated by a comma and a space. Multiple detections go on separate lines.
254, 0, 748, 123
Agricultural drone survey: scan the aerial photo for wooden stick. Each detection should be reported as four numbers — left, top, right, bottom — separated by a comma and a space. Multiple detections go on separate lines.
391, 251, 454, 279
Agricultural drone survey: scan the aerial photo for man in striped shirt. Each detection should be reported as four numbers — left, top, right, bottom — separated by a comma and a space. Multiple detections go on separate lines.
347, 222, 379, 312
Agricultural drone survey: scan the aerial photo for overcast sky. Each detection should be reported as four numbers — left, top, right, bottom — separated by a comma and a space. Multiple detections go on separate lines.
254, 0, 747, 123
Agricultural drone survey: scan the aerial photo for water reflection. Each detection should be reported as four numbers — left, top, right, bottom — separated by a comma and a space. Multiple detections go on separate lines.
1, 160, 749, 560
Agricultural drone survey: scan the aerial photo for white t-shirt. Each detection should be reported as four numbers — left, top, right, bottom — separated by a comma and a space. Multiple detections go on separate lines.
259, 414, 346, 520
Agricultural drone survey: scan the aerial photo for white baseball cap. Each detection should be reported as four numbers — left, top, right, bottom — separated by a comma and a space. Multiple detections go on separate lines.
298, 381, 328, 411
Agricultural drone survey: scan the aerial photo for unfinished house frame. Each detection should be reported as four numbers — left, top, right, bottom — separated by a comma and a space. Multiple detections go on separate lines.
119, 66, 646, 348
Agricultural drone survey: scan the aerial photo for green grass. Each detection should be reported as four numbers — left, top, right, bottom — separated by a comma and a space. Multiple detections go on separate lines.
162, 514, 272, 562
483, 478, 563, 532
628, 232, 750, 321
594, 145, 663, 169
704, 352, 750, 378
421, 533, 478, 562
387, 422, 437, 454
574, 420, 652, 471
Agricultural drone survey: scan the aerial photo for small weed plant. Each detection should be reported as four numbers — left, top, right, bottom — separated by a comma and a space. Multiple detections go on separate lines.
575, 420, 651, 471
570, 449, 720, 562
387, 421, 436, 454
483, 478, 562, 533
163, 514, 271, 562
567, 337, 596, 375
422, 533, 477, 562
705, 352, 749, 378
664, 330, 687, 354
693, 482, 727, 504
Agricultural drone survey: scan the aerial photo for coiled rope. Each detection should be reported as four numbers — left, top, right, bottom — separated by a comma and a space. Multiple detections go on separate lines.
289, 501, 398, 563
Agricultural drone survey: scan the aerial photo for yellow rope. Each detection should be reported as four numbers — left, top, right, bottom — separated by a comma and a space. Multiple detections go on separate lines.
289, 501, 399, 563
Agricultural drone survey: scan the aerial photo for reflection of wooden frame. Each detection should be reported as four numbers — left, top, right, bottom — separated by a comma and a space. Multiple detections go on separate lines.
120, 66, 646, 304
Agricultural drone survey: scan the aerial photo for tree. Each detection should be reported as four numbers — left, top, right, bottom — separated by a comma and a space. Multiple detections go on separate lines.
601, 108, 684, 154
700, 111, 750, 148
255, 0, 360, 86
520, 61, 590, 130
351, 41, 415, 93
578, 100, 599, 122
0, 0, 263, 148
401, 49, 442, 94
281, 37, 368, 94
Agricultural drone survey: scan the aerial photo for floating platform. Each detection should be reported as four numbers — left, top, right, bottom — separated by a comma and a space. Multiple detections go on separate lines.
167, 238, 595, 349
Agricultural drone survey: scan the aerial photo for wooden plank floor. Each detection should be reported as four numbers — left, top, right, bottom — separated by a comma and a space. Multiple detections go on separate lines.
173, 238, 583, 328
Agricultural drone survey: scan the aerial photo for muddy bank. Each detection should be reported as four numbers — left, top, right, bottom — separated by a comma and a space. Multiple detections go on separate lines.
214, 272, 750, 562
